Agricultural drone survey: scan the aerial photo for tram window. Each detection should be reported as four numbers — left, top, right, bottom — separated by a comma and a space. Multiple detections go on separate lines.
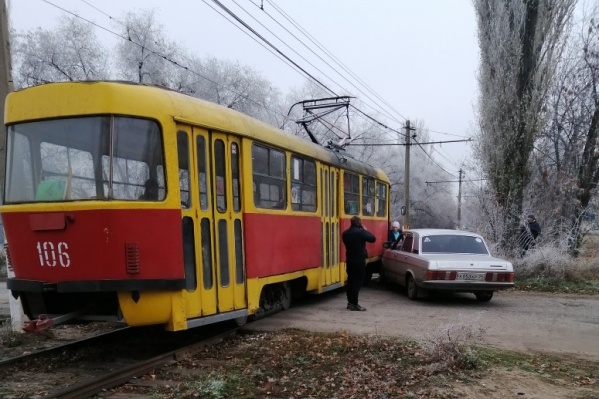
231, 143, 241, 212
196, 136, 209, 211
234, 219, 244, 284
291, 157, 316, 212
5, 116, 165, 203
201, 218, 213, 289
40, 143, 95, 200
362, 177, 375, 216
214, 139, 227, 213
112, 117, 165, 201
343, 172, 360, 215
376, 182, 387, 217
177, 132, 191, 208
182, 217, 197, 291
252, 144, 287, 210
4, 132, 34, 202
218, 219, 230, 287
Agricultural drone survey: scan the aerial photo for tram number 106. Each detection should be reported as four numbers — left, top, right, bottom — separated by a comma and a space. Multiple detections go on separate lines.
36, 241, 71, 267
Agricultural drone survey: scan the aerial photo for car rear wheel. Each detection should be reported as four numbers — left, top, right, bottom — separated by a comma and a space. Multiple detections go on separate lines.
406, 275, 418, 300
475, 291, 494, 302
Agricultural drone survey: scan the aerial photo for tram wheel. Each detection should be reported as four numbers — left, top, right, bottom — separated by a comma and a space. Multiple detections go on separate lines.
281, 282, 292, 310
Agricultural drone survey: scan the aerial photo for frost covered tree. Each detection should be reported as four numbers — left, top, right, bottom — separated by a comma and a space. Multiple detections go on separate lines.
12, 16, 109, 87
113, 9, 181, 86
475, 0, 575, 250
534, 4, 599, 251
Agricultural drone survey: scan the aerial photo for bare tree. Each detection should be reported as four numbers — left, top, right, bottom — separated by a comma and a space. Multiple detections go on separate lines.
475, 0, 575, 250
534, 3, 599, 251
113, 9, 180, 85
12, 16, 108, 87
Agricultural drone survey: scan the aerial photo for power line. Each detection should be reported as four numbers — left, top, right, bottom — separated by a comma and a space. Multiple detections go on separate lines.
247, 0, 407, 126
263, 0, 407, 124
412, 137, 457, 178
39, 0, 291, 122
209, 0, 336, 96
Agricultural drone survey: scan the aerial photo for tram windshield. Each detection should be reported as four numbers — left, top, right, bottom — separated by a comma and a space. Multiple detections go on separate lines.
4, 116, 166, 203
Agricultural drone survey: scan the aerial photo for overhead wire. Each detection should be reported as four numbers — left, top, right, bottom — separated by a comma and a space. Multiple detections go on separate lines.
209, 0, 337, 96
69, 0, 463, 157
65, 0, 292, 122
263, 0, 408, 124
207, 0, 409, 141
245, 0, 407, 126
412, 137, 458, 178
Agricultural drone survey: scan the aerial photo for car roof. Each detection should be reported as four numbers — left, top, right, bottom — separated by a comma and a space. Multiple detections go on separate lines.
406, 229, 483, 238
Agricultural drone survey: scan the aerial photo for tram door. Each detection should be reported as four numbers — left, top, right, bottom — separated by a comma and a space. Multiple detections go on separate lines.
209, 132, 246, 313
320, 165, 333, 286
190, 127, 246, 316
329, 168, 341, 284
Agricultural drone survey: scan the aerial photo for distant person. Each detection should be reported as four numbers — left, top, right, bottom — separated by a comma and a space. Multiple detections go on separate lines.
139, 179, 159, 201
342, 216, 376, 311
387, 221, 403, 249
519, 214, 541, 256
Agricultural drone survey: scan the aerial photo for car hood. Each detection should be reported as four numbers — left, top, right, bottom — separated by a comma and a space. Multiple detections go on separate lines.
421, 254, 513, 271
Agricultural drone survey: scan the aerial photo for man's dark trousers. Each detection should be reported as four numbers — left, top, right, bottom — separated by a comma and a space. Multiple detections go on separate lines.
346, 260, 365, 305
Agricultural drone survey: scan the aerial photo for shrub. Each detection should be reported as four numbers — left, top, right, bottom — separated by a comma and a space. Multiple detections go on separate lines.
513, 246, 574, 280
418, 322, 486, 371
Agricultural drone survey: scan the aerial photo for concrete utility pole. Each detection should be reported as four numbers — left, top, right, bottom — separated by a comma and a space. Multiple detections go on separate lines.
457, 169, 463, 229
403, 120, 412, 229
1, 0, 12, 197
0, 0, 22, 333
1, 0, 12, 215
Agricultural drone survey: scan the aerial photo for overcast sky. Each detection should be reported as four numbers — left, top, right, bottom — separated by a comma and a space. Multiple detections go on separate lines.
7, 0, 479, 179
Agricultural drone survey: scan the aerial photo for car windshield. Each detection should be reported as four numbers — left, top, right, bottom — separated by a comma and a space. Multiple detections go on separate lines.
421, 234, 489, 255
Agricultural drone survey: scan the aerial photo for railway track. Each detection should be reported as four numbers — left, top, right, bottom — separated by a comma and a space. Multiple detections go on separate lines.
0, 323, 238, 399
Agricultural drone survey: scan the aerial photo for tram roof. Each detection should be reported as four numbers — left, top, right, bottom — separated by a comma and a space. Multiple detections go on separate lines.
5, 81, 389, 182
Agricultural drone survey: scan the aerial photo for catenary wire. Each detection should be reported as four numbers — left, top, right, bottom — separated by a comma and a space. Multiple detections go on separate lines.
264, 0, 408, 124
244, 0, 407, 126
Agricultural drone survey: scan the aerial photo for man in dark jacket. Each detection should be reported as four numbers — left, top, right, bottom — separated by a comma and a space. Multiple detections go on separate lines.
519, 214, 541, 256
342, 216, 376, 311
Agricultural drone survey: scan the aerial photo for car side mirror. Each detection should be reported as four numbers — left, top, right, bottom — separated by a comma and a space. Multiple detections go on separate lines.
383, 241, 390, 249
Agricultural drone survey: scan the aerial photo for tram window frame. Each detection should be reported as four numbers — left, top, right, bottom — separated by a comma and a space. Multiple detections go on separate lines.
5, 116, 166, 203
231, 142, 241, 212
343, 172, 360, 215
196, 136, 209, 211
290, 156, 317, 212
214, 139, 227, 213
376, 182, 387, 217
177, 131, 191, 209
362, 177, 375, 216
252, 143, 287, 210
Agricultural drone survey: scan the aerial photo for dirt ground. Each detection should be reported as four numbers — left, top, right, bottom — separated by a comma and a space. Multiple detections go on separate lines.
242, 283, 599, 398
1, 283, 598, 398
246, 281, 599, 361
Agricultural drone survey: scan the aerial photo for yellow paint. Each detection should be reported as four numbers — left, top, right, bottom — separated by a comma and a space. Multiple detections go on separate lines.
4, 82, 391, 331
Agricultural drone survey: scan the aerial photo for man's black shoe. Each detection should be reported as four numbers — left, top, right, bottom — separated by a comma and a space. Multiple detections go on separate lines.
347, 304, 366, 311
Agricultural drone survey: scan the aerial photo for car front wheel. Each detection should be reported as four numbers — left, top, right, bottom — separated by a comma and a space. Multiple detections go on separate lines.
406, 275, 418, 300
475, 291, 494, 302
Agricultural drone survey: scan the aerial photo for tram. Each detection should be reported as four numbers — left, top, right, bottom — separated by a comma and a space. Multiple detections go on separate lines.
2, 81, 390, 331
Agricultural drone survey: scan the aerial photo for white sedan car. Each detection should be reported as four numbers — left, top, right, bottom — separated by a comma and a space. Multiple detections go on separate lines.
381, 229, 514, 302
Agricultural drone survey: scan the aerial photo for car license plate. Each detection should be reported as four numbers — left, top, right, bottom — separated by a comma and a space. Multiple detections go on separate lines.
457, 272, 485, 281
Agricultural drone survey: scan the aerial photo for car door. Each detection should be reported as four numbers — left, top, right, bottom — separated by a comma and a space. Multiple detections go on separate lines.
395, 233, 415, 285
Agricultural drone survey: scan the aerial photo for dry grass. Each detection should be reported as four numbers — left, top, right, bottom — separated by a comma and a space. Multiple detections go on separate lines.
513, 234, 599, 293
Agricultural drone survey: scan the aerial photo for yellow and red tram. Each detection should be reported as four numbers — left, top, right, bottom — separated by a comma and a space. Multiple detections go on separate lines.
2, 81, 390, 331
